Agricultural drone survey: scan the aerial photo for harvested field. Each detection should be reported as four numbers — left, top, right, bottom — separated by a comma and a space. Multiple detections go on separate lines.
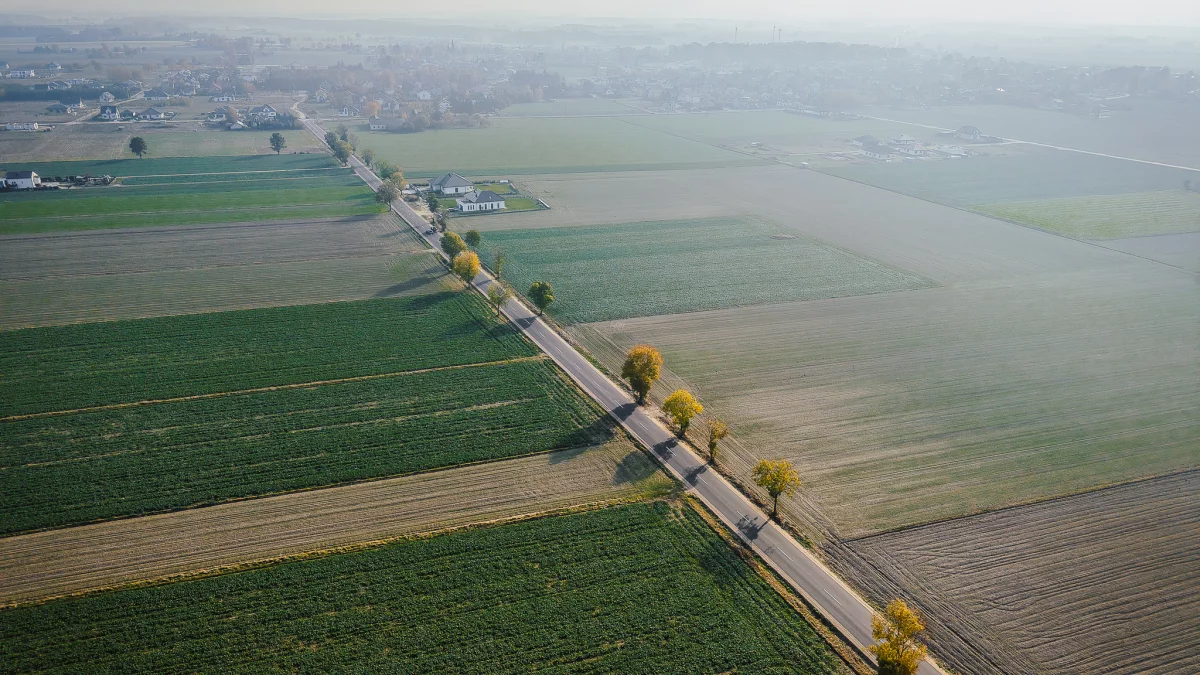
0, 501, 849, 675
0, 126, 323, 162
0, 170, 380, 235
572, 265, 1200, 537
476, 216, 933, 323
834, 471, 1200, 675
821, 147, 1196, 206
0, 438, 671, 605
0, 215, 447, 330
0, 152, 335, 179
973, 190, 1200, 239
366, 116, 764, 177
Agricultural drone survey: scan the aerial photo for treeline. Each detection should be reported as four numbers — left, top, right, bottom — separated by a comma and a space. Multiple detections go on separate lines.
0, 84, 136, 103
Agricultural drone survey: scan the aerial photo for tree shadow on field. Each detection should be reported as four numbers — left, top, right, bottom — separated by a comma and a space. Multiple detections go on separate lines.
551, 418, 616, 461
612, 450, 659, 486
373, 277, 434, 297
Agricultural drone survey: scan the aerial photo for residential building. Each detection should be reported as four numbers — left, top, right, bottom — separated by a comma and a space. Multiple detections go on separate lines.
369, 116, 388, 130
4, 171, 41, 189
860, 140, 897, 161
456, 190, 507, 212
890, 134, 917, 147
139, 107, 166, 120
99, 91, 116, 103
119, 108, 136, 120
98, 105, 120, 120
851, 135, 879, 147
248, 104, 277, 119
955, 125, 982, 141
5, 122, 38, 131
210, 94, 235, 102
207, 110, 228, 123
143, 89, 170, 101
430, 172, 474, 195
338, 105, 361, 117
8, 70, 35, 79
46, 103, 75, 114
416, 90, 432, 100
44, 62, 61, 71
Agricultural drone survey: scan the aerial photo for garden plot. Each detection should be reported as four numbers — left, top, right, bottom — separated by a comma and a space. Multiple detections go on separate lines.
0, 215, 446, 330
572, 265, 1200, 538
837, 471, 1200, 675
0, 437, 671, 606
477, 216, 933, 323
0, 502, 849, 675
972, 189, 1200, 239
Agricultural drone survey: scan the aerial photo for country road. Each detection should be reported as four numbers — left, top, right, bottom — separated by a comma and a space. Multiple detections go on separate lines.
300, 116, 947, 675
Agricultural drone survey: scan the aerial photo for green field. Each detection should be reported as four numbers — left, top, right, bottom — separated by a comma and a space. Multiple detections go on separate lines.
0, 358, 606, 534
972, 190, 1200, 239
0, 502, 848, 675
500, 98, 640, 116
821, 149, 1197, 206
0, 168, 380, 234
473, 182, 517, 194
0, 152, 334, 180
476, 217, 933, 323
0, 294, 615, 533
366, 117, 765, 177
623, 111, 920, 154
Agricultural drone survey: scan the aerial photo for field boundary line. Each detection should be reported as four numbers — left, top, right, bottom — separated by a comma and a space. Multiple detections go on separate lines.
0, 355, 548, 423
117, 167, 340, 179
0, 494, 666, 610
841, 467, 1200, 543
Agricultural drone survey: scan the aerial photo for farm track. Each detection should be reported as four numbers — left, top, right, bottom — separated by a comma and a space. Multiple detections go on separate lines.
832, 470, 1200, 675
0, 355, 548, 423
0, 439, 670, 607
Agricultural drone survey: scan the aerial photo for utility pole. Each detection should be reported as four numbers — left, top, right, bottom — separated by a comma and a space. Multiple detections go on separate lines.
734, 27, 738, 44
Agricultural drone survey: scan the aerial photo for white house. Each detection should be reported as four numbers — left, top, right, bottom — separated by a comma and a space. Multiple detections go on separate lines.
207, 110, 228, 122
5, 122, 38, 131
119, 108, 136, 120
860, 141, 897, 161
9, 70, 36, 79
437, 99, 452, 113
248, 104, 277, 119
139, 107, 166, 120
210, 93, 235, 102
895, 144, 926, 157
932, 144, 969, 158
98, 105, 120, 121
4, 171, 41, 189
890, 134, 917, 147
456, 190, 507, 212
144, 90, 171, 101
338, 105, 361, 117
955, 125, 982, 141
99, 91, 116, 103
429, 172, 474, 195
368, 115, 388, 131
416, 90, 432, 101
44, 62, 61, 71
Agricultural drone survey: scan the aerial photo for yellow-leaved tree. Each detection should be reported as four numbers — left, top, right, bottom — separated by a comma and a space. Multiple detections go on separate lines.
706, 419, 729, 464
869, 599, 928, 675
621, 345, 663, 405
751, 459, 801, 520
452, 251, 480, 288
662, 389, 703, 438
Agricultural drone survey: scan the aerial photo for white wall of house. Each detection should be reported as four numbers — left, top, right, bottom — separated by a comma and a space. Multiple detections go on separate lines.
5, 173, 41, 189
457, 199, 506, 212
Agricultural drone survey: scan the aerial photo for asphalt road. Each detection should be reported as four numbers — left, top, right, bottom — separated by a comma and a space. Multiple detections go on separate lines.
300, 116, 946, 675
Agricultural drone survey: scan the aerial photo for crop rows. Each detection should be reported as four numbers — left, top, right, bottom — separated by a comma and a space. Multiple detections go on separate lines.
0, 152, 335, 181
0, 357, 609, 534
0, 502, 848, 674
1, 293, 534, 417
972, 189, 1200, 239
477, 216, 932, 323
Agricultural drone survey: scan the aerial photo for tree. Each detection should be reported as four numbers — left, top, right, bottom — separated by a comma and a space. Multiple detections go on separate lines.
869, 600, 928, 675
324, 130, 339, 148
707, 419, 729, 464
441, 231, 467, 259
486, 282, 511, 316
493, 250, 506, 278
128, 136, 147, 158
385, 173, 407, 191
361, 148, 376, 167
621, 345, 662, 405
464, 229, 481, 248
375, 182, 399, 204
752, 459, 801, 520
336, 124, 349, 141
662, 389, 703, 437
363, 101, 381, 118
332, 140, 353, 164
269, 132, 286, 154
452, 250, 481, 288
426, 192, 440, 212
528, 280, 555, 315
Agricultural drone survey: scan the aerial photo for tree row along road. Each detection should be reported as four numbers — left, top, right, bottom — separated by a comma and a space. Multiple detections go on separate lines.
300, 116, 947, 675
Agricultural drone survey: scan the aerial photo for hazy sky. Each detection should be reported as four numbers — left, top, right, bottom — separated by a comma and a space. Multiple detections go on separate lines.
9, 0, 1200, 27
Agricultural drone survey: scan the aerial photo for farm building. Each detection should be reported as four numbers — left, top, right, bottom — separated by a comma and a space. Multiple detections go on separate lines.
8, 69, 36, 78
430, 172, 474, 195
369, 116, 388, 130
955, 125, 983, 141
456, 190, 507, 212
4, 171, 42, 189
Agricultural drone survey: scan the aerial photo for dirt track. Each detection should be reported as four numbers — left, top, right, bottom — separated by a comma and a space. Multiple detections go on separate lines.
832, 471, 1200, 675
0, 439, 670, 606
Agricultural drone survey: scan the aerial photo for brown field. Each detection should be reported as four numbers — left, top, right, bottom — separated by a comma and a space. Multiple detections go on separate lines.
0, 122, 323, 161
1104, 231, 1200, 272
0, 437, 671, 606
0, 214, 449, 329
833, 471, 1200, 675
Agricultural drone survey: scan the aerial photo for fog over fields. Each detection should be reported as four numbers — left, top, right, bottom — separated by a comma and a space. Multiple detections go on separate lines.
0, 8, 1196, 675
